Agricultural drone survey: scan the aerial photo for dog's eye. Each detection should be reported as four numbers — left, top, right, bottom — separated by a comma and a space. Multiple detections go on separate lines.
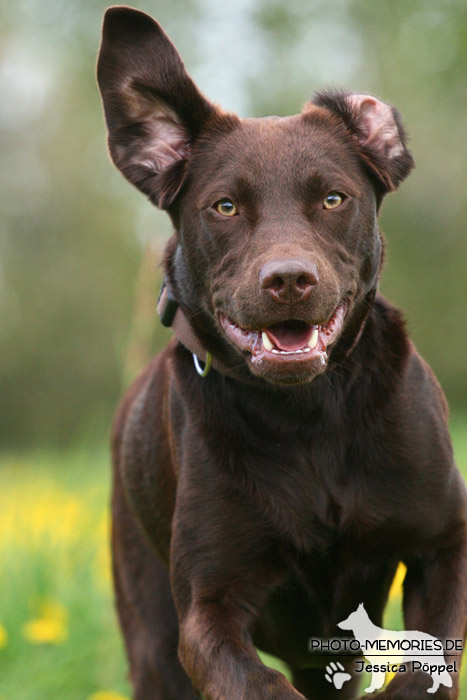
323, 192, 345, 210
214, 199, 238, 217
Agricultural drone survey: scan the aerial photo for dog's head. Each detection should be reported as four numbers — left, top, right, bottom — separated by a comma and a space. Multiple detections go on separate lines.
337, 603, 370, 632
97, 7, 414, 386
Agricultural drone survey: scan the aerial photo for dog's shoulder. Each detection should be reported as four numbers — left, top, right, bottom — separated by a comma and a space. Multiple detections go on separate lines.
111, 341, 178, 464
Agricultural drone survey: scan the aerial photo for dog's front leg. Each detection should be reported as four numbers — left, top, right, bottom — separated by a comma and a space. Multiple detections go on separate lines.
170, 503, 304, 700
375, 528, 467, 700
177, 601, 304, 700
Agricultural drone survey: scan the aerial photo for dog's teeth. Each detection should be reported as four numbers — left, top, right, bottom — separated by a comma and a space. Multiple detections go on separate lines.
262, 332, 274, 352
308, 328, 319, 350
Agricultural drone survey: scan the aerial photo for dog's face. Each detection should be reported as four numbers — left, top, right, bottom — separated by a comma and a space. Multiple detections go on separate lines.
177, 114, 383, 385
98, 8, 414, 386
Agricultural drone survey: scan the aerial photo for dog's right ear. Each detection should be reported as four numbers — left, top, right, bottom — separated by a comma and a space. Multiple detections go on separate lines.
97, 7, 216, 209
311, 91, 414, 194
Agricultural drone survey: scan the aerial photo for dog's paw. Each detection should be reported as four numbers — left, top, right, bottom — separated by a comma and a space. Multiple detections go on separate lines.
325, 661, 352, 689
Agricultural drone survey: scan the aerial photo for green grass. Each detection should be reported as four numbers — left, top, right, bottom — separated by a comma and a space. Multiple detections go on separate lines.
0, 450, 130, 700
0, 415, 466, 699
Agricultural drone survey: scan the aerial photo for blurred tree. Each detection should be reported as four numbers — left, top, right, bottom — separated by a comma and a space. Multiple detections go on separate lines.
0, 0, 465, 448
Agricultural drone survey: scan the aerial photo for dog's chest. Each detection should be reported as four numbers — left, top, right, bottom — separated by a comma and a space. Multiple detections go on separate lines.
244, 440, 407, 554
237, 405, 355, 536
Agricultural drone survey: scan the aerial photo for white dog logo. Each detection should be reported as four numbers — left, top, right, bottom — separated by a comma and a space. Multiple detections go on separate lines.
336, 603, 453, 694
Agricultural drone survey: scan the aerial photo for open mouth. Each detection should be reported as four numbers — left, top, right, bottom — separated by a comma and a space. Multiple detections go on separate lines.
219, 303, 347, 368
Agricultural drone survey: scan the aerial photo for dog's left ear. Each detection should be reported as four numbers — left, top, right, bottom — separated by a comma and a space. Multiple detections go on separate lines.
312, 91, 415, 193
97, 7, 220, 209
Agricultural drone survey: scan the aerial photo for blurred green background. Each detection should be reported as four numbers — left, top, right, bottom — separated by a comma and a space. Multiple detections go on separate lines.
0, 0, 466, 698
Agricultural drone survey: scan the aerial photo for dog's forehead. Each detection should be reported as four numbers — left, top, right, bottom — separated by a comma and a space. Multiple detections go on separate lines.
194, 106, 358, 193
237, 109, 332, 142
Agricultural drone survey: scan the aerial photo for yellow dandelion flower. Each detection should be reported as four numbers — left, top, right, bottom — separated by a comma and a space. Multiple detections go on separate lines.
389, 562, 407, 601
22, 617, 67, 644
22, 598, 68, 644
0, 623, 9, 649
0, 472, 93, 550
87, 692, 131, 700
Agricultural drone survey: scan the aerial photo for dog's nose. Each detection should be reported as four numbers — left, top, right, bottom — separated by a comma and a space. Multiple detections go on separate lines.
260, 258, 319, 304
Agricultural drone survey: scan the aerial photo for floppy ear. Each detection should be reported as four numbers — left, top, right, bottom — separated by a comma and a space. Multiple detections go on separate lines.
312, 91, 415, 193
97, 7, 216, 209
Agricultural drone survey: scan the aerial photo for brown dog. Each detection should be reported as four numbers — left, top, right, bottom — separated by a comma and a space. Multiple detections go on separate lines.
97, 7, 467, 700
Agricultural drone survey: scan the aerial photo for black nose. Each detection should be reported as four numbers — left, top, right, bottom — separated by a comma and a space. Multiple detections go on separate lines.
259, 258, 319, 304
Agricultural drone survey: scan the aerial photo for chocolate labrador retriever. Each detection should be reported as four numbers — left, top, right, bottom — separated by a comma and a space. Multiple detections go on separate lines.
97, 7, 467, 700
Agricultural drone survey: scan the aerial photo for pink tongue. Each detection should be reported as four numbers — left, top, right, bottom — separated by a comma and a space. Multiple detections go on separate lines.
265, 322, 314, 352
